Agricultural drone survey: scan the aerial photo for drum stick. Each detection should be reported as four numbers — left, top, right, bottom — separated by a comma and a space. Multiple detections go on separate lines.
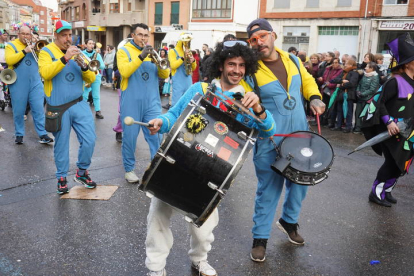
316, 113, 321, 135
124, 116, 154, 128
273, 134, 312, 138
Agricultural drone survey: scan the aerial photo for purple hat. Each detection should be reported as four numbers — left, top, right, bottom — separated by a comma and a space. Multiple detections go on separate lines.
386, 33, 414, 68
247, 18, 273, 38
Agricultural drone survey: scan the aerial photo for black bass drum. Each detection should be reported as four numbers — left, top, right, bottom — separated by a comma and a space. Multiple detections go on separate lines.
271, 131, 334, 185
140, 93, 258, 227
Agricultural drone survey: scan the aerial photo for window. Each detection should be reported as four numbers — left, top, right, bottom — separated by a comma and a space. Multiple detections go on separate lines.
170, 2, 179, 24
274, 0, 290, 8
40, 11, 44, 15
110, 3, 119, 13
41, 28, 44, 32
75, 6, 80, 21
384, 0, 408, 4
337, 0, 352, 6
192, 0, 232, 18
155, 2, 163, 25
82, 4, 87, 19
306, 0, 319, 7
318, 26, 359, 36
40, 19, 44, 24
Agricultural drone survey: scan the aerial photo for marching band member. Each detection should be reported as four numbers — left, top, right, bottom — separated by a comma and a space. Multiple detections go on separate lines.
246, 19, 325, 262
168, 33, 197, 107
5, 25, 53, 144
82, 39, 105, 119
38, 20, 97, 195
147, 41, 276, 276
117, 23, 169, 183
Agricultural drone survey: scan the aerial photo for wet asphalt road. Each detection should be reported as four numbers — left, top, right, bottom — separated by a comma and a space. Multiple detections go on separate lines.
0, 86, 414, 276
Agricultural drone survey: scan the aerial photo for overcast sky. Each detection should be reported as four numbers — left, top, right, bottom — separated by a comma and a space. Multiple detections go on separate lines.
41, 0, 58, 11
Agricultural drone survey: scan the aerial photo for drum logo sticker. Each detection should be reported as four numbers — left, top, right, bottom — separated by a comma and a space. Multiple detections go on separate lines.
283, 96, 296, 110
177, 137, 192, 148
313, 162, 322, 168
183, 132, 194, 142
186, 113, 208, 134
65, 72, 75, 82
214, 121, 228, 135
224, 136, 239, 149
205, 133, 219, 148
195, 144, 214, 158
25, 59, 32, 66
218, 147, 232, 162
300, 147, 313, 157
141, 72, 149, 81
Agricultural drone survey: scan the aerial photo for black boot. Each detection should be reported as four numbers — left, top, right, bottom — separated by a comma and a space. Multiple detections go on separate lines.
385, 192, 397, 204
369, 191, 392, 207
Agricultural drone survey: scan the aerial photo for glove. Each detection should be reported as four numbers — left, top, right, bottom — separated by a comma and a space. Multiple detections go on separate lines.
139, 45, 153, 60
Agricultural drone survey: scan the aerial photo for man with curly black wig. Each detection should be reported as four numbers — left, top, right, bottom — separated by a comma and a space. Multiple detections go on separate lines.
145, 41, 276, 276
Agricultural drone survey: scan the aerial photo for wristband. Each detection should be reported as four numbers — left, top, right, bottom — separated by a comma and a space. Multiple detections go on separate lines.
386, 118, 394, 125
253, 104, 266, 116
22, 50, 27, 56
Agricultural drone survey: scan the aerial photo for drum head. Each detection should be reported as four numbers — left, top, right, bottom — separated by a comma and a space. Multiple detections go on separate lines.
279, 131, 333, 173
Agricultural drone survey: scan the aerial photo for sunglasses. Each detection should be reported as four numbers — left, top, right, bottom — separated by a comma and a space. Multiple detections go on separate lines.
223, 40, 248, 49
247, 32, 271, 45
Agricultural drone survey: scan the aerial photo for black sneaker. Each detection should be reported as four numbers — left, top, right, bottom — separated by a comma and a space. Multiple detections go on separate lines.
74, 170, 97, 189
115, 132, 122, 143
250, 238, 267, 262
57, 177, 69, 195
95, 111, 104, 119
276, 218, 305, 245
39, 134, 54, 144
15, 136, 23, 144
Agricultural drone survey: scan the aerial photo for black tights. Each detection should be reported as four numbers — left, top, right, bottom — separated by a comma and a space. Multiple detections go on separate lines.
376, 144, 402, 182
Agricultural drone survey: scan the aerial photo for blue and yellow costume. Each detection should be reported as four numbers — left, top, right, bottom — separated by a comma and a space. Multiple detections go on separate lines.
117, 40, 169, 172
38, 42, 96, 179
82, 49, 104, 112
168, 39, 197, 107
5, 39, 48, 138
252, 47, 321, 239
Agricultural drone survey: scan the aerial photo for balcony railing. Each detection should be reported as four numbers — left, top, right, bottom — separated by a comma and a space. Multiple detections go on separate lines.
170, 13, 179, 24
154, 14, 162, 25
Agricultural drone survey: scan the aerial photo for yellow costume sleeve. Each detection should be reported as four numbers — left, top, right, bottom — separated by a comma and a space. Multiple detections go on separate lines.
157, 66, 170, 79
82, 70, 96, 84
38, 48, 65, 81
168, 48, 184, 71
117, 47, 143, 91
5, 41, 25, 70
297, 58, 322, 101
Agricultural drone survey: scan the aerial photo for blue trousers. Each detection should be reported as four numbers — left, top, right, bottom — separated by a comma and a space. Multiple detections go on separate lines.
252, 148, 308, 239
52, 101, 96, 178
10, 82, 47, 137
83, 80, 101, 111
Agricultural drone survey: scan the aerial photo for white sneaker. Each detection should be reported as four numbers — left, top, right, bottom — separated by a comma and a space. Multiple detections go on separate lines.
147, 269, 166, 276
192, 260, 217, 276
125, 171, 139, 183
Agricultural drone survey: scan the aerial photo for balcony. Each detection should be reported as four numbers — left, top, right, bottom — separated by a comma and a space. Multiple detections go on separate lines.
89, 11, 144, 27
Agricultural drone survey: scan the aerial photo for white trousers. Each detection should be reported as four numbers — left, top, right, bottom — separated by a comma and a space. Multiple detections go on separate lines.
145, 197, 219, 272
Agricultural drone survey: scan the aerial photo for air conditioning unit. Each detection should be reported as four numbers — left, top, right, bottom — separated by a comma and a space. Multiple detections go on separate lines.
155, 26, 162, 32
172, 24, 183, 30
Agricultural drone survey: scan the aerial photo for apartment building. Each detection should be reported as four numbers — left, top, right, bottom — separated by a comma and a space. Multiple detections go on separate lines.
260, 0, 414, 59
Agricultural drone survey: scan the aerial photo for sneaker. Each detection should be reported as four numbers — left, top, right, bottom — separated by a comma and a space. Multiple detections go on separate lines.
39, 134, 54, 144
74, 170, 97, 189
369, 191, 392, 207
276, 218, 305, 245
57, 177, 69, 195
95, 111, 104, 119
125, 171, 139, 183
250, 238, 267, 262
342, 128, 351, 133
115, 132, 122, 143
147, 269, 166, 276
192, 260, 217, 276
330, 127, 341, 131
15, 136, 23, 144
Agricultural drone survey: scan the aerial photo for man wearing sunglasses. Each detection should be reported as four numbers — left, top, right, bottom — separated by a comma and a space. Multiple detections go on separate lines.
146, 41, 276, 276
246, 18, 325, 263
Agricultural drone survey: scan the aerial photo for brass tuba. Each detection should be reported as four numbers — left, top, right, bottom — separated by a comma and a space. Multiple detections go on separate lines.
179, 33, 193, 76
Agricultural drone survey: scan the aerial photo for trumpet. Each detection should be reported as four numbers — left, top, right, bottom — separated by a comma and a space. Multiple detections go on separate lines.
149, 49, 169, 70
74, 51, 101, 72
179, 33, 193, 76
